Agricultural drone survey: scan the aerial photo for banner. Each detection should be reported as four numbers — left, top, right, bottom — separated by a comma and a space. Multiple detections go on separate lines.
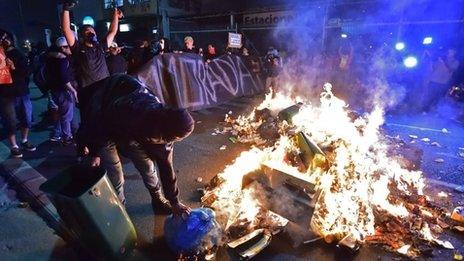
136, 54, 264, 111
0, 47, 13, 85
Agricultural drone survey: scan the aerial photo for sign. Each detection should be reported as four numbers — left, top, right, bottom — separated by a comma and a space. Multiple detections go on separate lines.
228, 33, 242, 49
243, 11, 294, 27
0, 47, 13, 85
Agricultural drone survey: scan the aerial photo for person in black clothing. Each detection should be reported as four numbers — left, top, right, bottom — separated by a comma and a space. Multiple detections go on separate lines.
61, 3, 123, 90
127, 39, 155, 74
77, 74, 194, 216
45, 37, 78, 144
0, 29, 36, 158
204, 44, 218, 63
182, 36, 198, 54
106, 42, 127, 75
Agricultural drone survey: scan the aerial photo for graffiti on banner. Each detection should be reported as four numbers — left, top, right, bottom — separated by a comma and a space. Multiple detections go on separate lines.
136, 53, 264, 111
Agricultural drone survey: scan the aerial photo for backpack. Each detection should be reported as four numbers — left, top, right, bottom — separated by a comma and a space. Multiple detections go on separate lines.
33, 63, 49, 95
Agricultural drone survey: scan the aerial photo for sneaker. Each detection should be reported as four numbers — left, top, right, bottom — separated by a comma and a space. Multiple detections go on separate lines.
21, 141, 37, 152
10, 147, 23, 158
62, 138, 74, 146
49, 137, 61, 142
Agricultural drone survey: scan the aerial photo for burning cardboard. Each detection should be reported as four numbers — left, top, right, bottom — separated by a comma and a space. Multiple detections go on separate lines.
201, 85, 452, 258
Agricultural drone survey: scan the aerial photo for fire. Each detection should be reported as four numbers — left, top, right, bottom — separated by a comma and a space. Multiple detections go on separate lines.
204, 82, 447, 254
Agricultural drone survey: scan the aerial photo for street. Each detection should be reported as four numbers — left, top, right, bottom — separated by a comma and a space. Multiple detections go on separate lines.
1, 84, 464, 260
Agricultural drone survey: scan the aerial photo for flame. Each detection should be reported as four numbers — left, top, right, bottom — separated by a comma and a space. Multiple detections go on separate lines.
208, 83, 427, 243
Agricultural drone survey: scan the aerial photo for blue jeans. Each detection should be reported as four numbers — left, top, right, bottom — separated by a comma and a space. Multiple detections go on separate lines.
101, 141, 160, 205
51, 90, 74, 139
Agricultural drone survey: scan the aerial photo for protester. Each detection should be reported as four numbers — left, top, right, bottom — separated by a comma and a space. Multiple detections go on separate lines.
0, 29, 35, 157
45, 37, 77, 144
264, 47, 282, 92
61, 3, 122, 91
77, 74, 194, 216
106, 42, 127, 75
154, 38, 170, 55
127, 39, 155, 74
182, 36, 197, 54
204, 44, 217, 62
423, 47, 460, 111
61, 2, 122, 157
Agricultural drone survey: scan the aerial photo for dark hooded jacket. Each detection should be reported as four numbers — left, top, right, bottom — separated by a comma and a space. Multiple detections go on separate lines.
77, 74, 194, 204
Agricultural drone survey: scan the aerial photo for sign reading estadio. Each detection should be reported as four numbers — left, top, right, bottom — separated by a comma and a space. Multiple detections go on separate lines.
228, 33, 242, 49
0, 46, 13, 85
243, 11, 294, 27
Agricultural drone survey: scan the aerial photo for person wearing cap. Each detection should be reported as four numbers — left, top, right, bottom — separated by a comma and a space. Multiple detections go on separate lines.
106, 42, 127, 75
0, 29, 35, 158
182, 36, 198, 54
44, 37, 78, 144
76, 74, 194, 217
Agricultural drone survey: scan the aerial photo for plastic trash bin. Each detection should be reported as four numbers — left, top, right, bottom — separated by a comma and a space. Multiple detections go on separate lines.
40, 165, 137, 259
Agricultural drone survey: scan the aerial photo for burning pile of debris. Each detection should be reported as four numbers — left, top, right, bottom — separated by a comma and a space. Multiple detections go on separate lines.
200, 84, 455, 258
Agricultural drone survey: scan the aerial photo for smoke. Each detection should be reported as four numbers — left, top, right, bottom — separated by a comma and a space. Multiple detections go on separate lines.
271, 0, 463, 113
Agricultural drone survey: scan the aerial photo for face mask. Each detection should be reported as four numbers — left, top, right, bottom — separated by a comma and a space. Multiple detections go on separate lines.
85, 33, 98, 44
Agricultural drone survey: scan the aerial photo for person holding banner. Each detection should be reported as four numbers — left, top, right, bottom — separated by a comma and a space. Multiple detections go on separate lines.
0, 29, 36, 158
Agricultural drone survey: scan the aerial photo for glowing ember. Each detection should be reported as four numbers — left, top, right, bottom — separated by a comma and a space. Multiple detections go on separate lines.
203, 83, 448, 256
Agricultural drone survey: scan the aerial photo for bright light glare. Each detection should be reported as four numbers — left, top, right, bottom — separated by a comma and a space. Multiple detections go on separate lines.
423, 37, 433, 45
395, 42, 405, 51
403, 56, 418, 68
119, 24, 131, 32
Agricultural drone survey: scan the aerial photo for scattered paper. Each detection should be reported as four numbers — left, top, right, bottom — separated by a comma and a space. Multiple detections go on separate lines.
442, 128, 449, 133
211, 133, 217, 136
409, 135, 418, 139
196, 121, 202, 124
437, 191, 448, 198
397, 245, 411, 255
459, 147, 464, 151
220, 145, 227, 150
459, 152, 464, 158
435, 239, 454, 249
431, 142, 441, 147
228, 111, 233, 115
421, 138, 430, 142
434, 158, 444, 163
410, 140, 416, 144
196, 177, 203, 183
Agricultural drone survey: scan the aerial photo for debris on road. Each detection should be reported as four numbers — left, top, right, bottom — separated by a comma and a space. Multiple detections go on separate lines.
196, 177, 203, 183
397, 244, 411, 255
431, 142, 441, 147
458, 152, 464, 158
219, 145, 227, 150
437, 191, 448, 198
455, 186, 464, 193
442, 128, 449, 134
196, 121, 202, 124
409, 135, 418, 139
434, 158, 445, 163
421, 138, 431, 142
451, 207, 464, 223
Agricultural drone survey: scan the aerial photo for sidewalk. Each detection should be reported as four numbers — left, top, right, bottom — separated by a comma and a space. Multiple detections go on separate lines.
0, 174, 75, 260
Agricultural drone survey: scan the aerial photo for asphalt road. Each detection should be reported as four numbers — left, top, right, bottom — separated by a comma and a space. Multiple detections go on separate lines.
1, 84, 464, 260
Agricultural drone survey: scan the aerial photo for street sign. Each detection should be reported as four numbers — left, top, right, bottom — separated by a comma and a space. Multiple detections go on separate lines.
228, 33, 242, 49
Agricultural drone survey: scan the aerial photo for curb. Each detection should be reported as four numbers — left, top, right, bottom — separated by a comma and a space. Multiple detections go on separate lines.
0, 142, 71, 240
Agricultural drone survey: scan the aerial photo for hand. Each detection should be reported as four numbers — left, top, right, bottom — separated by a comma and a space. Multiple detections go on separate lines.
171, 202, 191, 218
62, 1, 77, 11
115, 8, 124, 19
6, 58, 15, 70
90, 156, 100, 167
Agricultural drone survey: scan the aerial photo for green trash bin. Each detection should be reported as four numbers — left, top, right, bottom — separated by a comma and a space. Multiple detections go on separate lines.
40, 165, 137, 259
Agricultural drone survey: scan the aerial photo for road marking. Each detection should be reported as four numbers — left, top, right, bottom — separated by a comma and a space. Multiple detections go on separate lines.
385, 123, 448, 133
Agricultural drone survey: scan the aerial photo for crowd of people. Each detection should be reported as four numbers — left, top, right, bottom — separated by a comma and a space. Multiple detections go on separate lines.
0, 5, 201, 217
